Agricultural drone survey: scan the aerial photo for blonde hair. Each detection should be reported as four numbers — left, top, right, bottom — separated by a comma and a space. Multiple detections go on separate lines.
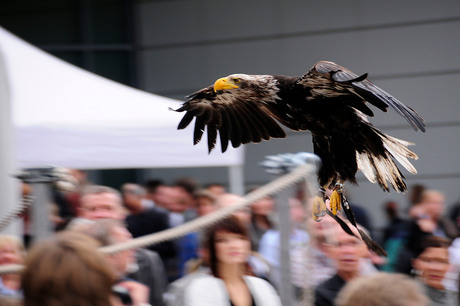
336, 272, 429, 306
22, 231, 116, 306
0, 234, 26, 262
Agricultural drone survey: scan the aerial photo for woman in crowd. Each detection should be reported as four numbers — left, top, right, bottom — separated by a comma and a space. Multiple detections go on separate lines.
183, 215, 281, 306
411, 235, 457, 305
248, 193, 275, 251
0, 235, 26, 299
21, 231, 118, 306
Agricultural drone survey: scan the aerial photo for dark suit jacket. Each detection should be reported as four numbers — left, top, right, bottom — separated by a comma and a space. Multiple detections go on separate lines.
126, 207, 176, 259
314, 274, 346, 306
128, 248, 167, 306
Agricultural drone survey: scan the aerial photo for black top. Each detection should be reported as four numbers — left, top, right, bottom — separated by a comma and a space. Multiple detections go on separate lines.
126, 207, 175, 259
230, 294, 256, 306
314, 274, 346, 306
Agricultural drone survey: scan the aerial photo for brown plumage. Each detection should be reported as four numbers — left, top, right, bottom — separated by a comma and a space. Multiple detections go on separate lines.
173, 61, 425, 193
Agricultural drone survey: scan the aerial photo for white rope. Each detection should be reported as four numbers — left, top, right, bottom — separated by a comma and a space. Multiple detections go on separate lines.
100, 163, 316, 254
0, 195, 34, 232
0, 163, 316, 274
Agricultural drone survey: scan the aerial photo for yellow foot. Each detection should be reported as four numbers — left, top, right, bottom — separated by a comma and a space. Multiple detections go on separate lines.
312, 195, 327, 221
329, 190, 342, 215
329, 182, 344, 215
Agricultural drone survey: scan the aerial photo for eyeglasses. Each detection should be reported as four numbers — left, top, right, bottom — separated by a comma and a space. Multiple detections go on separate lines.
329, 240, 362, 248
418, 257, 449, 265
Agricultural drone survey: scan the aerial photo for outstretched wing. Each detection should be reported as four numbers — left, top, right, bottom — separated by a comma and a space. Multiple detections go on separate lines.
311, 61, 426, 132
173, 86, 287, 153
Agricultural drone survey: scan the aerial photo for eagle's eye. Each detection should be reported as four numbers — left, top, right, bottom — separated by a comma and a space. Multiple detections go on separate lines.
232, 78, 240, 84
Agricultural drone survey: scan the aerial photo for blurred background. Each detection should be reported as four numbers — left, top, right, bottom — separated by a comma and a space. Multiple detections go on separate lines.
1, 0, 460, 231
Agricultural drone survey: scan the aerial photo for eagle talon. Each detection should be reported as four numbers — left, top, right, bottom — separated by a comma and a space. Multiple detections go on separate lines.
312, 195, 327, 222
329, 190, 342, 215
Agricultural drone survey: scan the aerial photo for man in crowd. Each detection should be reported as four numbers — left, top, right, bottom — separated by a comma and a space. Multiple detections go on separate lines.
72, 219, 150, 305
76, 185, 167, 306
314, 222, 374, 306
121, 183, 175, 260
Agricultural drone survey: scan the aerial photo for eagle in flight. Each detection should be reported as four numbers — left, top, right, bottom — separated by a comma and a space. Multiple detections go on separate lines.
173, 61, 425, 255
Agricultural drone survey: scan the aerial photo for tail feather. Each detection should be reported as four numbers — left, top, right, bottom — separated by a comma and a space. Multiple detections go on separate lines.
382, 134, 418, 174
356, 132, 417, 192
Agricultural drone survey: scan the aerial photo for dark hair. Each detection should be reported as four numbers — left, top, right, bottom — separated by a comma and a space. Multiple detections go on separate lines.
205, 215, 250, 278
413, 235, 451, 259
144, 179, 165, 193
174, 177, 200, 194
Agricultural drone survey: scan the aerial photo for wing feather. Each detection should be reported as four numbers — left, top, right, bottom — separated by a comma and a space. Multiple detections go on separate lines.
218, 110, 231, 152
312, 61, 426, 132
177, 110, 195, 130
172, 82, 288, 152
193, 117, 205, 145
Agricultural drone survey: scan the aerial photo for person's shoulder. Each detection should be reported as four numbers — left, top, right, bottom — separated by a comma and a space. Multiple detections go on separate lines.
317, 274, 344, 290
144, 206, 168, 216
169, 271, 210, 292
259, 230, 280, 246
243, 275, 275, 290
186, 274, 222, 290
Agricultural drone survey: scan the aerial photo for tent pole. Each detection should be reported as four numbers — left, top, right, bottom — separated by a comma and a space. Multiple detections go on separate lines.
0, 49, 21, 236
228, 165, 244, 195
276, 186, 294, 306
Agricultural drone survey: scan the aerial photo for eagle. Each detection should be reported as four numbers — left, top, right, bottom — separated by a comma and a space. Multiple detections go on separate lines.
173, 61, 425, 255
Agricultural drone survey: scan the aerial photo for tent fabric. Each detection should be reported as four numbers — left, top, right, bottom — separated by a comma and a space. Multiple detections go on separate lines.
0, 27, 243, 169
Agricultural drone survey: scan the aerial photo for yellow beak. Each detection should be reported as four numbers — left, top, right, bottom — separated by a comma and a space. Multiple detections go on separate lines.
214, 77, 239, 92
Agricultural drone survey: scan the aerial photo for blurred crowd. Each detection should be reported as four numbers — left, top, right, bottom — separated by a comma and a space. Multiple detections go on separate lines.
0, 170, 460, 306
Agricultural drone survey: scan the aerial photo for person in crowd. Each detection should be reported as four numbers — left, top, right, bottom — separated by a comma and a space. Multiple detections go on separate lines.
204, 183, 226, 198
382, 200, 408, 244
408, 190, 458, 246
78, 184, 174, 260
408, 184, 427, 207
0, 235, 26, 299
144, 179, 167, 207
165, 232, 212, 306
122, 182, 156, 211
397, 190, 459, 274
411, 235, 457, 305
314, 221, 375, 306
247, 188, 275, 251
174, 177, 200, 221
120, 183, 173, 258
335, 272, 429, 306
75, 185, 168, 306
71, 219, 150, 305
215, 193, 271, 281
165, 191, 222, 305
77, 185, 126, 221
21, 231, 118, 306
64, 169, 91, 215
156, 184, 199, 282
182, 216, 281, 306
379, 200, 412, 272
305, 213, 338, 287
258, 198, 308, 292
175, 189, 218, 279
444, 234, 460, 292
449, 201, 460, 233
194, 189, 217, 217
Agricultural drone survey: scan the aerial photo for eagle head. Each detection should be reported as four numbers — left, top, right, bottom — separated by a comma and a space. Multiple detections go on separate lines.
213, 74, 256, 92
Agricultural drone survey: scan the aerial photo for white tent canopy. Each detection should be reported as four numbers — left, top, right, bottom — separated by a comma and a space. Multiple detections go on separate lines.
0, 27, 244, 170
